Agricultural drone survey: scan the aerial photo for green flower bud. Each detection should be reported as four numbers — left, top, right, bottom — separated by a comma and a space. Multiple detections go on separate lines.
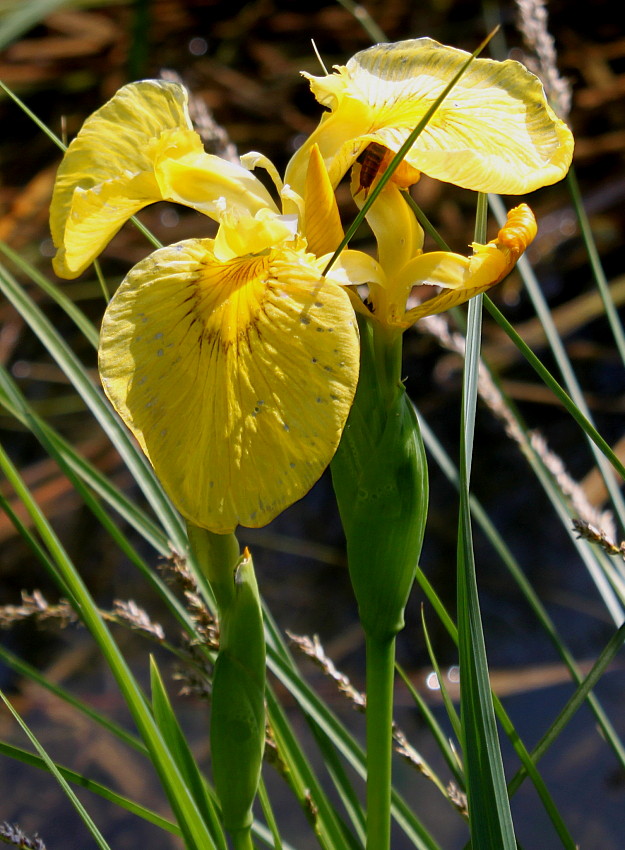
187, 526, 266, 836
331, 318, 428, 641
210, 548, 266, 833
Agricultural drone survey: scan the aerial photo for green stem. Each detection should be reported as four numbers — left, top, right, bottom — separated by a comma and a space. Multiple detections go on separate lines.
186, 522, 239, 609
365, 634, 396, 850
231, 827, 255, 850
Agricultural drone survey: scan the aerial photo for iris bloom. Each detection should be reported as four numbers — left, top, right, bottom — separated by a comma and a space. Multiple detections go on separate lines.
49, 56, 542, 536
50, 81, 367, 533
285, 37, 574, 197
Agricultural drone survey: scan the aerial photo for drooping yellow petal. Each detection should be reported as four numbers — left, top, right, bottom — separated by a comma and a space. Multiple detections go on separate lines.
301, 144, 344, 256
51, 81, 194, 277
99, 238, 360, 533
400, 204, 536, 325
51, 80, 277, 278
287, 38, 573, 196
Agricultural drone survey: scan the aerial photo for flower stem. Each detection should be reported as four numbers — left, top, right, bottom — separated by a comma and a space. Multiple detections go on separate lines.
231, 827, 255, 850
365, 633, 396, 850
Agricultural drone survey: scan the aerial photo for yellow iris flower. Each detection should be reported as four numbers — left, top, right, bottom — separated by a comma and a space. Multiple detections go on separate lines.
49, 42, 548, 535
285, 37, 574, 197
49, 81, 365, 533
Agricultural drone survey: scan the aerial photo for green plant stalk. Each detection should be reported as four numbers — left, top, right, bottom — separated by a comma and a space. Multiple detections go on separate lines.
231, 829, 255, 850
364, 635, 396, 850
331, 317, 428, 850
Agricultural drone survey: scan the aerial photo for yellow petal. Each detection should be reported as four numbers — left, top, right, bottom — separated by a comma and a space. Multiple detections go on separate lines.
350, 176, 423, 278
51, 80, 277, 278
212, 207, 298, 260
53, 171, 162, 279
284, 93, 372, 195
301, 144, 344, 256
99, 238, 359, 533
154, 149, 277, 218
51, 81, 197, 277
401, 204, 536, 325
288, 38, 573, 195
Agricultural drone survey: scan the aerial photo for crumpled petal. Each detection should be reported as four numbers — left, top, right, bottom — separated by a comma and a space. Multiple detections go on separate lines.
400, 204, 537, 325
99, 238, 360, 533
286, 38, 573, 196
51, 80, 277, 278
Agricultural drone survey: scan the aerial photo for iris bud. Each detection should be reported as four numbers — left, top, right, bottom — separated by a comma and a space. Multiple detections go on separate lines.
187, 526, 265, 835
210, 548, 266, 833
331, 317, 428, 641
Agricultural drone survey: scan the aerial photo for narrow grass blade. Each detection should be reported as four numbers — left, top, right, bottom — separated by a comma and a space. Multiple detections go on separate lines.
417, 410, 625, 772
457, 198, 517, 847
508, 620, 625, 795
0, 362, 191, 635
257, 776, 284, 850
457, 441, 517, 847
0, 739, 181, 837
150, 657, 228, 850
417, 546, 582, 849
0, 644, 145, 754
420, 610, 462, 746
489, 193, 625, 529
311, 725, 366, 845
396, 662, 465, 790
0, 364, 169, 555
266, 652, 443, 850
0, 689, 113, 850
264, 687, 362, 850
0, 444, 218, 850
0, 0, 68, 51
0, 240, 100, 348
566, 167, 625, 367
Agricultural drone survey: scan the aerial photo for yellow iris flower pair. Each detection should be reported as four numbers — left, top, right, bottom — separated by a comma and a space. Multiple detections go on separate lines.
49, 38, 574, 535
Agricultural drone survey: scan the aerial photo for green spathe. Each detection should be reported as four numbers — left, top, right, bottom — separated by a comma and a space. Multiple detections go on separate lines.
188, 526, 266, 836
331, 317, 428, 641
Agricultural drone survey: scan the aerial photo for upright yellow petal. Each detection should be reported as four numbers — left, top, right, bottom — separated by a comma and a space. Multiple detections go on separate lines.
284, 95, 372, 195
288, 38, 573, 195
350, 176, 423, 279
99, 238, 360, 533
301, 144, 344, 256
